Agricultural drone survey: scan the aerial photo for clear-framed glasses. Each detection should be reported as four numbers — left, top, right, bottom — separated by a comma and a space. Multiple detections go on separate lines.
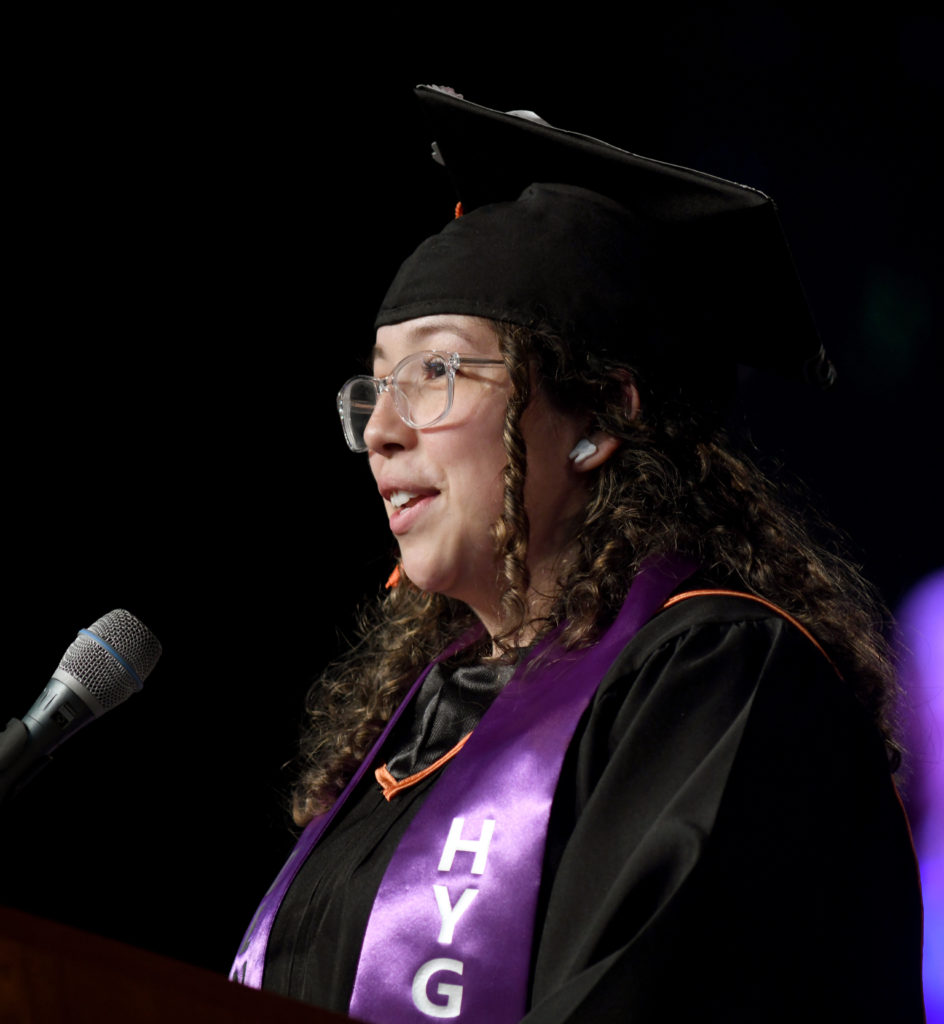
337, 350, 506, 452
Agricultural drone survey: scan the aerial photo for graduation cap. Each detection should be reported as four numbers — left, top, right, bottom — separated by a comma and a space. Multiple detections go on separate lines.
376, 85, 835, 390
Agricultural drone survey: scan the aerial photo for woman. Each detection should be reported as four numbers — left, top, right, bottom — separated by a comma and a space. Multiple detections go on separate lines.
233, 88, 924, 1021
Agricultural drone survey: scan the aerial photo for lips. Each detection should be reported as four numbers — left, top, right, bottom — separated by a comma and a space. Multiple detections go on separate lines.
382, 486, 439, 535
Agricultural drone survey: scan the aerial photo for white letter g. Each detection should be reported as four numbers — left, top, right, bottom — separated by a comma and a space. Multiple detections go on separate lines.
411, 958, 464, 1018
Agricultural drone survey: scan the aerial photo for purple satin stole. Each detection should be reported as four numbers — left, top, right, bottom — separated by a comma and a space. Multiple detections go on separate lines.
231, 554, 696, 1021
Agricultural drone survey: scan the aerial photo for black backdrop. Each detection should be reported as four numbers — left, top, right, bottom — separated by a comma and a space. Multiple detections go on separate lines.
2, 10, 940, 977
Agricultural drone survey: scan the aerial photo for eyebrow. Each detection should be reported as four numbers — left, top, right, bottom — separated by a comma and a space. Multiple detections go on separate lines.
371, 320, 480, 368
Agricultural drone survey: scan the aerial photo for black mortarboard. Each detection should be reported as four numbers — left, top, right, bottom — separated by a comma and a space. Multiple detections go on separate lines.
376, 85, 835, 389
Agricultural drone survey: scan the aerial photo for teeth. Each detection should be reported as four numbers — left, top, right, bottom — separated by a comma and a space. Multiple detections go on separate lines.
390, 490, 419, 509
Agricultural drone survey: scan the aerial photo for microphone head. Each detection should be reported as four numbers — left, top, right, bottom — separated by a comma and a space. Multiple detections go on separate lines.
56, 609, 163, 713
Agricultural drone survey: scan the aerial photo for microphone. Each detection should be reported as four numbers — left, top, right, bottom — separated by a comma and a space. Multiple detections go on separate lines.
0, 609, 162, 803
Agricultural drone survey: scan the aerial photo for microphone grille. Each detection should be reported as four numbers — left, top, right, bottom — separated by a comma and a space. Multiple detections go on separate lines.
58, 609, 163, 712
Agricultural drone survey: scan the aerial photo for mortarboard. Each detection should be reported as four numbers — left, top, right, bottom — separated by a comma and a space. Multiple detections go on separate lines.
376, 85, 835, 390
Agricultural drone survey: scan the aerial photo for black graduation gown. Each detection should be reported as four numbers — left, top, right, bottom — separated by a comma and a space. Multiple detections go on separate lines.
263, 593, 925, 1022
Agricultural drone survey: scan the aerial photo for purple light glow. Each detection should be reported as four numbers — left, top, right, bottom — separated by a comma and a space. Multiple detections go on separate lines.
898, 568, 944, 1020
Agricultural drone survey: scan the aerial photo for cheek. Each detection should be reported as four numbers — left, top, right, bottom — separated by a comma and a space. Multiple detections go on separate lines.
442, 446, 508, 553
455, 448, 507, 513
447, 402, 509, 490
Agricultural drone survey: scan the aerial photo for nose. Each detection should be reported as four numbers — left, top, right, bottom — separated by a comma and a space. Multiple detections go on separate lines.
362, 387, 415, 454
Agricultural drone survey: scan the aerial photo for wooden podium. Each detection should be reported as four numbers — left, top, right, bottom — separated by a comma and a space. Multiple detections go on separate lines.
0, 906, 350, 1023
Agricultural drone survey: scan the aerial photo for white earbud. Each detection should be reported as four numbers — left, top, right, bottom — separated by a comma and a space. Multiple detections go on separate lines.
568, 439, 598, 465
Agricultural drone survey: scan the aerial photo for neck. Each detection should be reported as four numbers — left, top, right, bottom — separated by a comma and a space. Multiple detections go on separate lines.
476, 571, 568, 658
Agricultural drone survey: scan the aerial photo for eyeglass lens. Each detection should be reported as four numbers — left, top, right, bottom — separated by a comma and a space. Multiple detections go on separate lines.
392, 353, 451, 425
340, 353, 453, 451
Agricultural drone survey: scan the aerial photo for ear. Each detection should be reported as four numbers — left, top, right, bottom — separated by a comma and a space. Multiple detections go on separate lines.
568, 432, 621, 471
568, 378, 639, 472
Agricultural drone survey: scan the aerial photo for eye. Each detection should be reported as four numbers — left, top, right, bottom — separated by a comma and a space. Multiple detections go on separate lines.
421, 354, 449, 380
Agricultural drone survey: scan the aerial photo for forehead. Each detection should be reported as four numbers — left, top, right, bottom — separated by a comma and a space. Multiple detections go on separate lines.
372, 315, 500, 370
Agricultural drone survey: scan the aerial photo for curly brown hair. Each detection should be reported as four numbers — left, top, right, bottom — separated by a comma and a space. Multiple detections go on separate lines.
291, 320, 898, 825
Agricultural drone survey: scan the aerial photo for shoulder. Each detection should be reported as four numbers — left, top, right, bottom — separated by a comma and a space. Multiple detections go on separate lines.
582, 587, 895, 792
596, 589, 839, 716
611, 588, 823, 673
578, 589, 895, 808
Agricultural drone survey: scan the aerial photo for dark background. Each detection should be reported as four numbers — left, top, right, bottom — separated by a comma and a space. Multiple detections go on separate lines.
2, 9, 940, 977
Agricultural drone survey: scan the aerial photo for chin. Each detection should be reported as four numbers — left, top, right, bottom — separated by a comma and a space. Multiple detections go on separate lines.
399, 553, 488, 610
398, 553, 452, 597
